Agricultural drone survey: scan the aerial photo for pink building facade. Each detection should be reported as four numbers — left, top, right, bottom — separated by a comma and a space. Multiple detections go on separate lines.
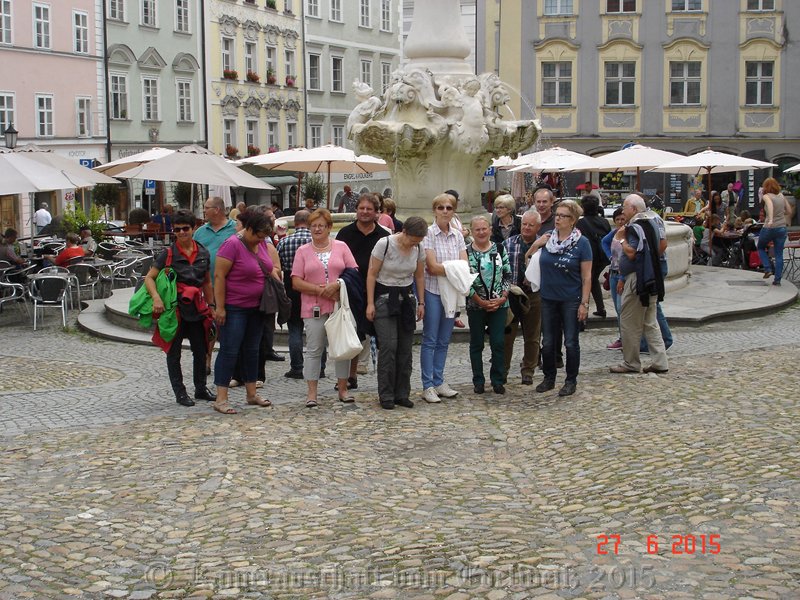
0, 0, 106, 235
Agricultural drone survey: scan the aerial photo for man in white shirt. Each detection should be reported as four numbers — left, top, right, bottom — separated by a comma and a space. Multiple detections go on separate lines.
33, 203, 52, 233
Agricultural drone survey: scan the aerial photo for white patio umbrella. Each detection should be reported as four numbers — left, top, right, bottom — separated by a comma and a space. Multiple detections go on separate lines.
490, 155, 517, 169
13, 144, 119, 187
239, 144, 387, 207
509, 147, 592, 173
565, 144, 686, 191
0, 150, 94, 242
648, 149, 776, 198
112, 145, 274, 190
94, 147, 176, 176
783, 162, 800, 174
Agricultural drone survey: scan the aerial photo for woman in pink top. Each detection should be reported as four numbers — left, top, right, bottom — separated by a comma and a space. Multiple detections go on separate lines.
212, 210, 274, 414
291, 208, 358, 407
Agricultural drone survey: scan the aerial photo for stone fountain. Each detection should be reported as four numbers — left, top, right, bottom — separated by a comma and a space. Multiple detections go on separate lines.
348, 0, 540, 218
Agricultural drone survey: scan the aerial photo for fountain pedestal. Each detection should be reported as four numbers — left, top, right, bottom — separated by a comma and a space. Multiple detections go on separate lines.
348, 0, 539, 219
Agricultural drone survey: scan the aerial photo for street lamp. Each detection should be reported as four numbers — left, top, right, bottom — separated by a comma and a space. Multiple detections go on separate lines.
3, 123, 18, 149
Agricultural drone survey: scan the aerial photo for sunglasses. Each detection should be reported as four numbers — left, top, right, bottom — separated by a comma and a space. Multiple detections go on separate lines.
173, 226, 192, 232
436, 206, 454, 211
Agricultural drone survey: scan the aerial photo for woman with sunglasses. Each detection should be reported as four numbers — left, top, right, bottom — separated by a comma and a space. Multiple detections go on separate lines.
534, 199, 592, 398
212, 209, 275, 414
420, 193, 468, 404
144, 209, 216, 408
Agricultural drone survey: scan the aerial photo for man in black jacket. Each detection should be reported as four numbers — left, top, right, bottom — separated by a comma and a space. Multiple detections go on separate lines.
610, 194, 669, 375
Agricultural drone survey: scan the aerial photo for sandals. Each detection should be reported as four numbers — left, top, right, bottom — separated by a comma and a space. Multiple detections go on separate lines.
246, 395, 272, 407
212, 402, 237, 415
305, 398, 319, 408
338, 395, 355, 403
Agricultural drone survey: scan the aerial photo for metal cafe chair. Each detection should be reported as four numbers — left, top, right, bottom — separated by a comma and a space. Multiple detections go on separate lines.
0, 279, 29, 318
28, 275, 69, 330
67, 263, 101, 301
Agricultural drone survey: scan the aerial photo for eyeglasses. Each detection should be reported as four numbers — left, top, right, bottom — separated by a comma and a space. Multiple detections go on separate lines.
173, 226, 192, 233
554, 213, 572, 219
436, 206, 454, 212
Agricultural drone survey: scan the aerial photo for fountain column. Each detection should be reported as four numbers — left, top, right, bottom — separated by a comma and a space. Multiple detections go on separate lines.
348, 0, 539, 219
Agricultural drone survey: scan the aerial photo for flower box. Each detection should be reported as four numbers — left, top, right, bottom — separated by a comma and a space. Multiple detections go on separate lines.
225, 145, 238, 158
266, 0, 276, 8
247, 145, 260, 157
246, 71, 260, 83
268, 146, 278, 153
222, 69, 238, 80
285, 75, 295, 87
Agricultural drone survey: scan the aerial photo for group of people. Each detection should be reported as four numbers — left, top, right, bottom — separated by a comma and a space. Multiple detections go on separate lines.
140, 186, 679, 415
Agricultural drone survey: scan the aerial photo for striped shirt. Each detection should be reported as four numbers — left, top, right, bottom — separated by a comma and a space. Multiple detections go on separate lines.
423, 222, 465, 295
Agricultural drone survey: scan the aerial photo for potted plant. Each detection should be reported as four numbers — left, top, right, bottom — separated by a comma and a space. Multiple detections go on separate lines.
246, 70, 260, 83
222, 69, 238, 80
266, 68, 277, 85
268, 146, 278, 153
285, 74, 295, 87
266, 0, 276, 8
247, 145, 260, 157
225, 144, 238, 158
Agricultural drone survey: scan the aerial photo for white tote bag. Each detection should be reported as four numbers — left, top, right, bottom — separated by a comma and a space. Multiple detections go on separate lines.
524, 249, 542, 292
324, 279, 363, 361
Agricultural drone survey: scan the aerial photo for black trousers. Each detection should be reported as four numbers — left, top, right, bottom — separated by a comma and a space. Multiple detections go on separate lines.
167, 319, 208, 396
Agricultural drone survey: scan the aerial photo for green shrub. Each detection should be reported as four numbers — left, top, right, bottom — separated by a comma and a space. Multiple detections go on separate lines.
62, 203, 106, 242
302, 174, 326, 205
128, 207, 151, 225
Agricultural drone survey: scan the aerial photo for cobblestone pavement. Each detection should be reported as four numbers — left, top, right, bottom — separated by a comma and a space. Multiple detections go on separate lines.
1, 304, 799, 599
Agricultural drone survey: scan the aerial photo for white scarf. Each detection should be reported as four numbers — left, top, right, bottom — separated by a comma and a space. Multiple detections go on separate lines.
545, 227, 582, 254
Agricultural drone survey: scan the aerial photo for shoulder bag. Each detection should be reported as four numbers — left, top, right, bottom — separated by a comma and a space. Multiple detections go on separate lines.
324, 278, 363, 361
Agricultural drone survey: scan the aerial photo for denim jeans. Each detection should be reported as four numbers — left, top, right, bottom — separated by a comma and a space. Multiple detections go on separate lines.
214, 305, 264, 387
420, 292, 455, 389
467, 306, 507, 387
757, 226, 787, 282
541, 298, 581, 384
287, 318, 304, 372
609, 271, 624, 338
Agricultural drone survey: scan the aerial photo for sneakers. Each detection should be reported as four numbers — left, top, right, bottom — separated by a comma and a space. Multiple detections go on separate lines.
606, 339, 623, 350
422, 388, 441, 403
435, 383, 459, 398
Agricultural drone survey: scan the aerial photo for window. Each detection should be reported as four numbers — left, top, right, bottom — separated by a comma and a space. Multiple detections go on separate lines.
381, 62, 392, 93
605, 62, 635, 105
360, 0, 370, 27
332, 124, 344, 147
176, 79, 193, 121
307, 0, 319, 17
33, 4, 50, 49
285, 49, 295, 78
747, 0, 774, 10
222, 37, 234, 71
308, 54, 321, 90
671, 0, 701, 10
330, 0, 342, 21
73, 12, 89, 54
35, 94, 53, 137
0, 93, 15, 134
287, 122, 297, 148
267, 121, 278, 149
223, 118, 236, 149
245, 42, 256, 74
669, 61, 701, 105
110, 74, 128, 119
141, 0, 156, 27
745, 61, 773, 105
380, 0, 391, 31
544, 0, 573, 15
175, 0, 190, 33
310, 124, 322, 148
246, 119, 259, 149
1, 1, 12, 45
542, 62, 572, 105
331, 56, 343, 92
606, 0, 635, 12
142, 76, 160, 120
360, 59, 372, 87
76, 98, 91, 137
265, 45, 276, 74
109, 0, 125, 21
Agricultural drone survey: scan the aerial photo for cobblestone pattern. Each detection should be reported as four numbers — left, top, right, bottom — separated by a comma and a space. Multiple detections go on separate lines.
2, 304, 799, 599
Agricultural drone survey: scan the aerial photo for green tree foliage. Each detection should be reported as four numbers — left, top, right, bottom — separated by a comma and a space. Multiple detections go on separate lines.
302, 174, 326, 204
62, 203, 106, 242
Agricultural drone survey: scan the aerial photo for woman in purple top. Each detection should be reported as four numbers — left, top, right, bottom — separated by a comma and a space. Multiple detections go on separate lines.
212, 210, 274, 414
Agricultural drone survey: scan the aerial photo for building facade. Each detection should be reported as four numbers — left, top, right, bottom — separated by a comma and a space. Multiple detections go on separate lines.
477, 0, 800, 204
205, 0, 303, 206
0, 0, 107, 233
305, 0, 400, 209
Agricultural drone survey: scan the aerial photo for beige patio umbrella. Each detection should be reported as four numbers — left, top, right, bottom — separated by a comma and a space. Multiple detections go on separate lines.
565, 144, 686, 192
239, 145, 387, 208
783, 162, 800, 174
509, 147, 592, 173
94, 147, 176, 176
14, 144, 119, 186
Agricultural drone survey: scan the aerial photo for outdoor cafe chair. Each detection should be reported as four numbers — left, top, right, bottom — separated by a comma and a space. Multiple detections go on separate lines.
97, 241, 122, 260
111, 258, 141, 288
0, 280, 29, 318
67, 263, 101, 301
29, 275, 69, 330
